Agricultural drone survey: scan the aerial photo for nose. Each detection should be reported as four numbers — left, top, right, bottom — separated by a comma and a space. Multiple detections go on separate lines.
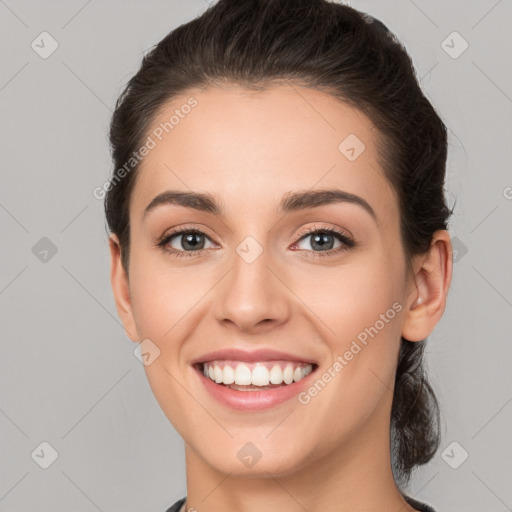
213, 243, 291, 333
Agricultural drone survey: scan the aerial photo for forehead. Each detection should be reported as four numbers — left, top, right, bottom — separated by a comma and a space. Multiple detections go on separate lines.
130, 83, 397, 224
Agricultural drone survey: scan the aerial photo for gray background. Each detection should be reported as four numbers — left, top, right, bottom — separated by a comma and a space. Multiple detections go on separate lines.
1, 0, 511, 511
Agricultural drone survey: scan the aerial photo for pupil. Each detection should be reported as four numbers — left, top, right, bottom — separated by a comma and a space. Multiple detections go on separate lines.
312, 233, 334, 250
183, 232, 203, 250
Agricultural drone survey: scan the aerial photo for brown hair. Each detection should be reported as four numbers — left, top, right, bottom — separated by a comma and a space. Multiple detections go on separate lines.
105, 0, 452, 488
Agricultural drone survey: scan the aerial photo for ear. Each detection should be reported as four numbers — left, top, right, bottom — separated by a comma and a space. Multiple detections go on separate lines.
401, 230, 453, 342
109, 233, 139, 342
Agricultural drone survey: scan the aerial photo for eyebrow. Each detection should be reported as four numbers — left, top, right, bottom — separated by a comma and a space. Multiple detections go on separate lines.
143, 189, 378, 224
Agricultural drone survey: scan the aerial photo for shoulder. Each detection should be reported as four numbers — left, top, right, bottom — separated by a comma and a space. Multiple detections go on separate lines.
163, 496, 187, 512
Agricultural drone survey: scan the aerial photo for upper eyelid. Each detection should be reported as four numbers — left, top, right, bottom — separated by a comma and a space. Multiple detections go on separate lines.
296, 223, 352, 238
159, 224, 215, 241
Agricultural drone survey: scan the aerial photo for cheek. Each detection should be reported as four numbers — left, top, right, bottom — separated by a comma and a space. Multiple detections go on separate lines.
129, 268, 199, 343
294, 251, 403, 338
291, 251, 405, 389
127, 245, 195, 340
127, 251, 228, 368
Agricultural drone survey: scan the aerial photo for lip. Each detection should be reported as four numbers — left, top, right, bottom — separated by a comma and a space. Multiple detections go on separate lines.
190, 348, 318, 365
193, 360, 318, 411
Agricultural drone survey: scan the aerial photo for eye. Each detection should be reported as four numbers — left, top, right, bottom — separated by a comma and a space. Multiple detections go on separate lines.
156, 224, 356, 259
156, 227, 217, 258
291, 225, 355, 258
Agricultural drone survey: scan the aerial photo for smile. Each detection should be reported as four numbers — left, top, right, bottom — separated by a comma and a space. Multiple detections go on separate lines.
201, 360, 314, 390
193, 361, 318, 411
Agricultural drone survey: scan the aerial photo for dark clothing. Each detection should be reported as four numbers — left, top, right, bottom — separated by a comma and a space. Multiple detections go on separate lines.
165, 493, 437, 511
403, 493, 438, 511
164, 496, 186, 512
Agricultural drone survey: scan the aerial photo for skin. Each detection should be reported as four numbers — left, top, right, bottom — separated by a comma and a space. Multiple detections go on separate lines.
109, 84, 452, 512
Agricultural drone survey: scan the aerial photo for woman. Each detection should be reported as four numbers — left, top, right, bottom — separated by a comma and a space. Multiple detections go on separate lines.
105, 1, 453, 511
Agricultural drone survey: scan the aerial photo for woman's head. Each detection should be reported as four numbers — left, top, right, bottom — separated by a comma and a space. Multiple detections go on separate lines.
105, 0, 453, 491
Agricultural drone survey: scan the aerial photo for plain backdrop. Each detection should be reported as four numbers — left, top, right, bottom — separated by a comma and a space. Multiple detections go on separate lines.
1, 1, 511, 511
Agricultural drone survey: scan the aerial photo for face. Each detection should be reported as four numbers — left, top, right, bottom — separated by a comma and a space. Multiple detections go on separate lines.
111, 84, 426, 477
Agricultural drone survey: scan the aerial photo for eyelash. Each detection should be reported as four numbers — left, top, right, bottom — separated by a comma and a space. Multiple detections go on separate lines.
156, 225, 356, 260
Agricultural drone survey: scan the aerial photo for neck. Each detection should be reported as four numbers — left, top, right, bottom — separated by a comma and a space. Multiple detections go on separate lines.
182, 400, 417, 512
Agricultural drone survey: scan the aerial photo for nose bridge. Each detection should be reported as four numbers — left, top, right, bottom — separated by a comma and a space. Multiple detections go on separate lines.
214, 233, 290, 331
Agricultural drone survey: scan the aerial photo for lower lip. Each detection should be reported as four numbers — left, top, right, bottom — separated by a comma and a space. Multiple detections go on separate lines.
194, 364, 317, 411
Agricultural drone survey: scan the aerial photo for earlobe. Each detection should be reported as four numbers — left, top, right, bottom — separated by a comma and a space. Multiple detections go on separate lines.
108, 234, 139, 342
401, 230, 453, 342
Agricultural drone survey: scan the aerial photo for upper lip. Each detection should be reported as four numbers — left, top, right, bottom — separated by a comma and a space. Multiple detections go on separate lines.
191, 348, 318, 365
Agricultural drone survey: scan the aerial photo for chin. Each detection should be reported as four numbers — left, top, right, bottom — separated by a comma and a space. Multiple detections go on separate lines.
194, 442, 311, 478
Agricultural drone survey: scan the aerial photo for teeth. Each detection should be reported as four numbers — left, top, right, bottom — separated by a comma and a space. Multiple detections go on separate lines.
201, 360, 314, 388
251, 365, 270, 386
222, 364, 235, 385
234, 364, 252, 385
283, 365, 294, 384
269, 364, 283, 385
214, 365, 223, 384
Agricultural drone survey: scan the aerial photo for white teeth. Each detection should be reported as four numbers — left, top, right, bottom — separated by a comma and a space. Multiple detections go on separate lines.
251, 365, 270, 386
222, 364, 235, 385
214, 365, 223, 384
202, 361, 314, 388
283, 365, 294, 384
234, 364, 252, 385
269, 364, 283, 385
